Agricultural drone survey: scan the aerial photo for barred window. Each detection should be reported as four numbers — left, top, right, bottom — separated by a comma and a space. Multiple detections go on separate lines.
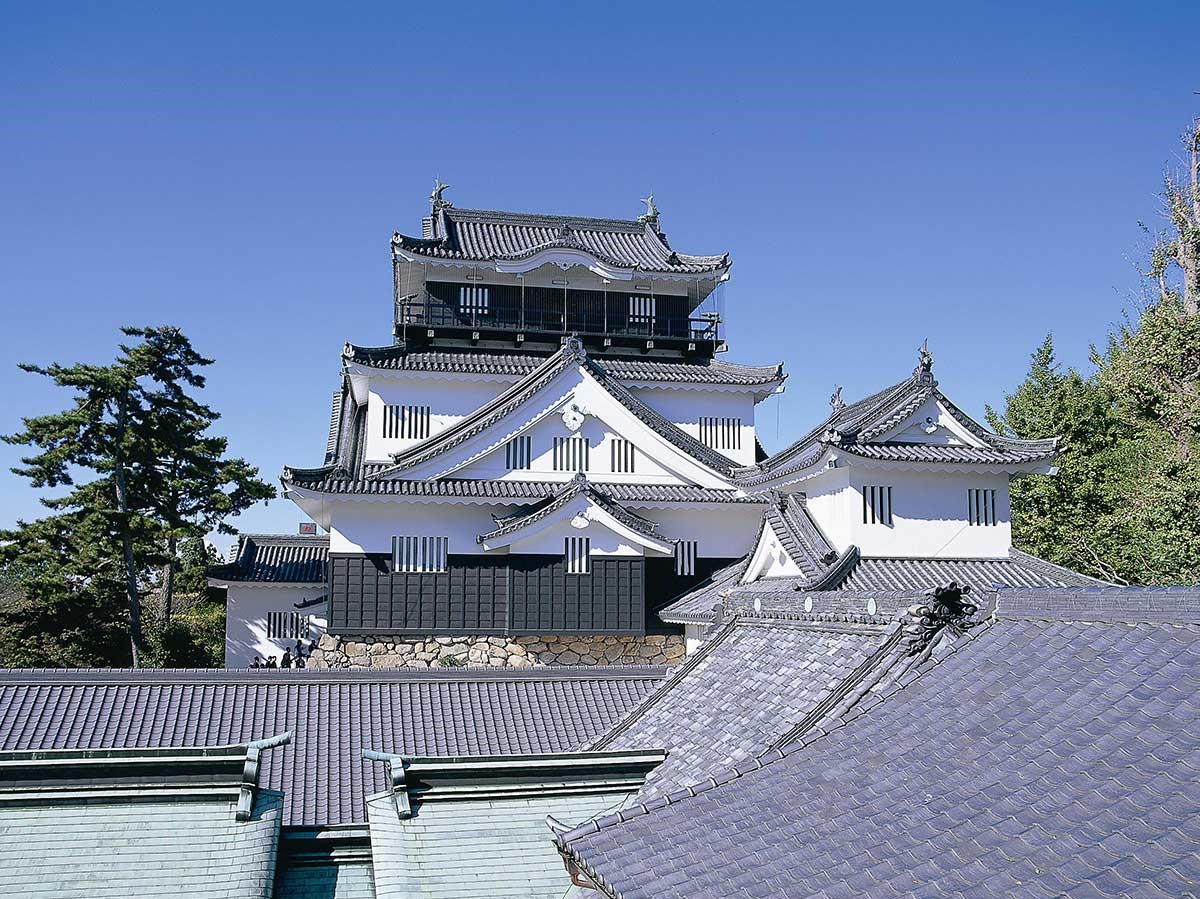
565, 536, 590, 575
968, 488, 997, 526
699, 416, 742, 451
392, 535, 448, 573
383, 404, 431, 440
862, 485, 893, 526
267, 611, 305, 640
459, 286, 490, 315
628, 295, 656, 328
553, 436, 589, 471
610, 438, 635, 473
674, 540, 698, 576
505, 435, 532, 470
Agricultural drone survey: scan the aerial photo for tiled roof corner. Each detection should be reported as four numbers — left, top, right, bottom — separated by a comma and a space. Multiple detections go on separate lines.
207, 533, 329, 584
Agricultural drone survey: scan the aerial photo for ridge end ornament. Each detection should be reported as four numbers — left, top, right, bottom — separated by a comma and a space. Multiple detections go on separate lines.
830, 385, 845, 413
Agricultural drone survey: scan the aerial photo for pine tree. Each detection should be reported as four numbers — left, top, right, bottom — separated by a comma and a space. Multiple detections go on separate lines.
3, 326, 273, 666
123, 326, 274, 626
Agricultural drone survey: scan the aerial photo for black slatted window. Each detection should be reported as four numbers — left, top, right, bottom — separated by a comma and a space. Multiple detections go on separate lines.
968, 488, 997, 526
267, 611, 305, 640
565, 536, 591, 575
392, 535, 449, 573
699, 416, 743, 451
383, 404, 431, 440
862, 485, 894, 526
553, 436, 589, 471
505, 436, 532, 470
610, 438, 635, 473
674, 540, 698, 576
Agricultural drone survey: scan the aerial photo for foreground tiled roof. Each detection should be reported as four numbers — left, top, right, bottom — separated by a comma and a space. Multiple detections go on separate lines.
344, 345, 785, 388
208, 533, 329, 583
588, 614, 904, 797
0, 666, 665, 828
557, 588, 1200, 899
392, 204, 729, 275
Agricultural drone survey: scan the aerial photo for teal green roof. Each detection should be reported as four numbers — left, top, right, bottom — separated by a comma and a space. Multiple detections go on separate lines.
362, 750, 665, 899
0, 739, 290, 898
0, 792, 283, 898
275, 861, 377, 899
367, 792, 629, 899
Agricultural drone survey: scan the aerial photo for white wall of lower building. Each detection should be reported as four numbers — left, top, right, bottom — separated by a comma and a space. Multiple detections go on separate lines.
804, 466, 1012, 558
326, 499, 762, 560
224, 584, 327, 668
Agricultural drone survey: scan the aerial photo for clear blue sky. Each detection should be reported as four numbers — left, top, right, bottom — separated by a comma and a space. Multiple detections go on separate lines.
2, 1, 1197, 548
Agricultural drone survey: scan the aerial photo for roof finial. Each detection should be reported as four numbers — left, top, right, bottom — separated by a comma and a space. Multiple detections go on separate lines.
430, 177, 451, 213
915, 338, 934, 382
830, 385, 845, 412
637, 193, 659, 226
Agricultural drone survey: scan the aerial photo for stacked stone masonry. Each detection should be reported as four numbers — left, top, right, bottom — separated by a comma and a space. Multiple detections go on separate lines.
309, 633, 685, 669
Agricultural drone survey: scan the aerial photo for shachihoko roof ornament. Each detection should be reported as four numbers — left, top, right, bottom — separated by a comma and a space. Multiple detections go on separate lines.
901, 581, 979, 654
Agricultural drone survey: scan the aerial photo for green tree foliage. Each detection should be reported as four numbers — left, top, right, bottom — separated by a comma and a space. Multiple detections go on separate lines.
991, 118, 1200, 586
1, 326, 272, 667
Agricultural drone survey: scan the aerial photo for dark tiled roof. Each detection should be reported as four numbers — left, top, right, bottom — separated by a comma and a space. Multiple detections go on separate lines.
738, 363, 1057, 485
653, 558, 748, 624
392, 205, 729, 275
0, 666, 665, 828
589, 616, 902, 797
344, 345, 785, 389
763, 494, 837, 579
479, 474, 662, 545
208, 534, 329, 583
282, 472, 759, 504
557, 589, 1200, 899
834, 549, 1108, 591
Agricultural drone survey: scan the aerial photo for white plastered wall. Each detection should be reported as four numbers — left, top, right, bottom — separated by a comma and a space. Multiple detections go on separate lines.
224, 583, 327, 668
804, 466, 1012, 559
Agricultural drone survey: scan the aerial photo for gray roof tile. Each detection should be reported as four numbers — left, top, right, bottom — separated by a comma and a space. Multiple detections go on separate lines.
588, 615, 902, 797
738, 364, 1057, 485
282, 472, 760, 504
0, 666, 664, 828
344, 345, 785, 388
393, 205, 729, 275
208, 534, 329, 583
836, 551, 1107, 591
557, 589, 1200, 899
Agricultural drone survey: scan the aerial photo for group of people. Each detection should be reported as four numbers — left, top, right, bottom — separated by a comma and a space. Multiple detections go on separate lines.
249, 639, 312, 670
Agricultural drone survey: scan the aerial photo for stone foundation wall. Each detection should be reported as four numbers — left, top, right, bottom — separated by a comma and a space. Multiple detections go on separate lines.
309, 633, 685, 669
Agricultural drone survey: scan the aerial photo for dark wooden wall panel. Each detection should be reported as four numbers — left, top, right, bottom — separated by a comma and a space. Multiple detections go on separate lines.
329, 553, 722, 636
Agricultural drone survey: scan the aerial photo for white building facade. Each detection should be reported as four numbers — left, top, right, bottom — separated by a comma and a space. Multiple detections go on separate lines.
215, 187, 1101, 668
217, 187, 784, 667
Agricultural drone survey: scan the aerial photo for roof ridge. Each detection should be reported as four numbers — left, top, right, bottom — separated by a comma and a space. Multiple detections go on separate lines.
583, 616, 742, 752
447, 205, 648, 232
0, 664, 670, 684
553, 616, 995, 854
